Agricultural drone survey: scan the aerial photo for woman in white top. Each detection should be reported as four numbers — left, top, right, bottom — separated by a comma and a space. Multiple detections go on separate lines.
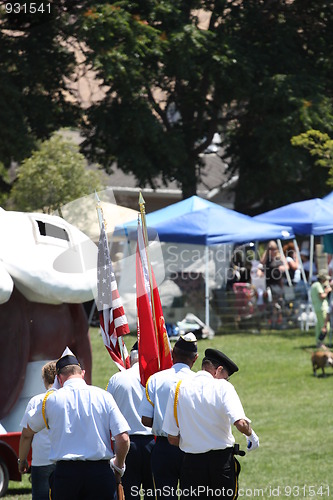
19, 361, 57, 500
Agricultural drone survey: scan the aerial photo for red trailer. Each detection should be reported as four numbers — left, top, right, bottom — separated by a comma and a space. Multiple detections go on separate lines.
0, 432, 31, 497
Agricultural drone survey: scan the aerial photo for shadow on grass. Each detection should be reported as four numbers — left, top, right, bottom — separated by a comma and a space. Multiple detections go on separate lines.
216, 327, 302, 338
5, 488, 31, 496
297, 343, 333, 351
313, 372, 333, 378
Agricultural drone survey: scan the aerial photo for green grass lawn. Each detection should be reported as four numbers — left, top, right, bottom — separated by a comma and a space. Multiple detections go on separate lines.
6, 327, 333, 499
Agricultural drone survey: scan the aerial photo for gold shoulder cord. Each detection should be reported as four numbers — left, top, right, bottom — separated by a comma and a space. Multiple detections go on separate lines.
145, 376, 154, 407
174, 380, 182, 427
42, 389, 55, 430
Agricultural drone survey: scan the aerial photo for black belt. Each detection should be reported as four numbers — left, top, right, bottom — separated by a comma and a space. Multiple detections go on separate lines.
186, 446, 245, 458
57, 460, 110, 466
155, 436, 168, 442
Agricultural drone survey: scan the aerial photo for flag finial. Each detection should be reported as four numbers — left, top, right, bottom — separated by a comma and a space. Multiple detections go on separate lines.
139, 192, 145, 211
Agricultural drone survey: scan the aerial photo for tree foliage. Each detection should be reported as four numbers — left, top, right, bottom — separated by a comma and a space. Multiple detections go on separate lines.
291, 129, 333, 187
1, 1, 332, 212
221, 0, 333, 213
10, 133, 101, 214
78, 0, 243, 198
0, 1, 82, 192
76, 0, 333, 211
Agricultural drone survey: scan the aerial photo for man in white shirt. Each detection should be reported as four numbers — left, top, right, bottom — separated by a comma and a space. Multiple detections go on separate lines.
18, 348, 130, 500
140, 333, 198, 499
107, 342, 155, 499
163, 348, 259, 499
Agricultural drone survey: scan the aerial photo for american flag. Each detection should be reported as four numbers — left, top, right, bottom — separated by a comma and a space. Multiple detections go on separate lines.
97, 219, 130, 370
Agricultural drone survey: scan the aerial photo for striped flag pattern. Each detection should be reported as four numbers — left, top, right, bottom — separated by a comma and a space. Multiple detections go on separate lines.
97, 219, 130, 370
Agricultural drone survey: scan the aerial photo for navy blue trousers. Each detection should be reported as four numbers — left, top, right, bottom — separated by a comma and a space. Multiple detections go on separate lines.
50, 460, 116, 500
31, 464, 56, 500
181, 448, 240, 499
122, 434, 155, 499
151, 436, 185, 500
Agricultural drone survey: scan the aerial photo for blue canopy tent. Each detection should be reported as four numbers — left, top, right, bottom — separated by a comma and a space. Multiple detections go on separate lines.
254, 198, 333, 283
321, 192, 333, 253
117, 196, 294, 328
254, 198, 333, 236
323, 191, 333, 204
120, 195, 294, 244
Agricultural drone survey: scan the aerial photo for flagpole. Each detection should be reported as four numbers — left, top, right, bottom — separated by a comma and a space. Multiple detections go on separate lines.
95, 191, 126, 366
138, 192, 160, 369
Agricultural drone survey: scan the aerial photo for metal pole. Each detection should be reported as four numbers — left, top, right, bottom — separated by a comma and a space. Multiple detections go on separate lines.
205, 245, 210, 329
138, 193, 160, 369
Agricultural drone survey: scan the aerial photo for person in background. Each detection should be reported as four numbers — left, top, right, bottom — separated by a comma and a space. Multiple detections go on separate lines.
18, 347, 130, 500
282, 242, 300, 284
19, 361, 57, 500
107, 342, 155, 499
140, 333, 198, 500
162, 348, 259, 499
310, 271, 332, 348
260, 240, 289, 327
300, 248, 317, 283
226, 246, 251, 291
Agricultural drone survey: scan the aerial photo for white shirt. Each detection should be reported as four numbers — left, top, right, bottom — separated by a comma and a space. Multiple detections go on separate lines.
28, 378, 130, 462
139, 363, 195, 437
162, 371, 250, 453
20, 392, 53, 466
107, 363, 151, 436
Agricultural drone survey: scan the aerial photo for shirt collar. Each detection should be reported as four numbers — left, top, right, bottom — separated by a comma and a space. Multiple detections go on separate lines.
196, 370, 214, 379
173, 363, 192, 372
63, 377, 86, 388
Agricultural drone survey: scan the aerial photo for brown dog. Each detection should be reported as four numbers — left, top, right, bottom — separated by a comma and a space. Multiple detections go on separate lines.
311, 350, 333, 376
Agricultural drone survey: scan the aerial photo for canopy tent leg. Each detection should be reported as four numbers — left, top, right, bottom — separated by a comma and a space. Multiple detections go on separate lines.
309, 235, 315, 283
205, 245, 210, 329
293, 239, 308, 285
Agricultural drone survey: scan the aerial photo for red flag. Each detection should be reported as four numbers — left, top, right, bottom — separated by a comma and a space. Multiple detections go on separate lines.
136, 219, 172, 386
97, 219, 130, 370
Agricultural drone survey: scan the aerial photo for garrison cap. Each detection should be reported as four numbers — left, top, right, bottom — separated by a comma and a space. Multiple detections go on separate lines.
203, 348, 239, 376
174, 332, 198, 353
56, 346, 80, 374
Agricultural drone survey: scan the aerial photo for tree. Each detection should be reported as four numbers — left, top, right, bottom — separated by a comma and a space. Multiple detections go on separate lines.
2, 1, 332, 211
10, 133, 101, 214
77, 0, 333, 210
78, 0, 242, 199
0, 1, 83, 193
291, 129, 333, 187
220, 0, 333, 213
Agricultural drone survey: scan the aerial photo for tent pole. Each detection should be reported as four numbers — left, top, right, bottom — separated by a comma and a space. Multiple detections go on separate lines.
205, 245, 210, 329
293, 239, 307, 284
309, 235, 314, 282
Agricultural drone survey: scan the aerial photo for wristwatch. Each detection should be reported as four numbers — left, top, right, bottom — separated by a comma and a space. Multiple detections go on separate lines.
17, 458, 27, 465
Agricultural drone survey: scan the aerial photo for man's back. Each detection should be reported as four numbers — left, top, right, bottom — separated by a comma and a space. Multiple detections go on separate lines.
30, 378, 128, 462
140, 363, 194, 437
163, 371, 247, 453
107, 363, 150, 435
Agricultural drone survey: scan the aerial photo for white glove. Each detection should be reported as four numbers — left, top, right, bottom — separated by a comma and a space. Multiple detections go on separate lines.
246, 430, 259, 452
110, 457, 126, 477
